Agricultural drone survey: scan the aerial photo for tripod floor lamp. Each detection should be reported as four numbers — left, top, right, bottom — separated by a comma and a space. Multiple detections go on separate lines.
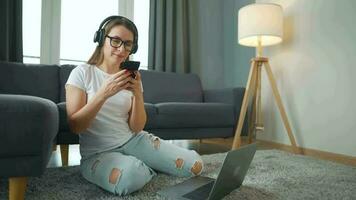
232, 3, 299, 153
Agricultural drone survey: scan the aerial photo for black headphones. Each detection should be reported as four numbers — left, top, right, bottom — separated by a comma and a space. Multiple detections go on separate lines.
93, 15, 138, 54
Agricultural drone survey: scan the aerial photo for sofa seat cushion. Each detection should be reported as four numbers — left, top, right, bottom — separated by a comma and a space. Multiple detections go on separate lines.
144, 103, 157, 116
57, 131, 79, 144
154, 102, 234, 128
144, 103, 158, 129
57, 102, 80, 144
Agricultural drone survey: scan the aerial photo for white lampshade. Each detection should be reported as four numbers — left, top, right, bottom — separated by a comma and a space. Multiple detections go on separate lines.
238, 3, 283, 47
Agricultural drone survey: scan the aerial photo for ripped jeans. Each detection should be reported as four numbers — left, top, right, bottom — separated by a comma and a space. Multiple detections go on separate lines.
80, 132, 204, 196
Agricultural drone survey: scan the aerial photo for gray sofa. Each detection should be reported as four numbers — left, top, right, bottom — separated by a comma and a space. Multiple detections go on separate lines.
1, 62, 246, 174
139, 69, 246, 139
0, 62, 59, 199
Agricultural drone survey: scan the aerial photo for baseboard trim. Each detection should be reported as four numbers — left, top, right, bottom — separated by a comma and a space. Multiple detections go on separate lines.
257, 139, 356, 166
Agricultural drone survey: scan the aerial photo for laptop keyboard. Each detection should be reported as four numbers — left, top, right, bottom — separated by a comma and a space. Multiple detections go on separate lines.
182, 181, 215, 200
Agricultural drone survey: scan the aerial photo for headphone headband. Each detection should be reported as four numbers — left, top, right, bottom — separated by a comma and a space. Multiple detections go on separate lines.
93, 15, 138, 54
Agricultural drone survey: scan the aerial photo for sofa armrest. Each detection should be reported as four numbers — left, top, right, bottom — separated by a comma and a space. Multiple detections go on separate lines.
203, 87, 247, 134
0, 94, 59, 177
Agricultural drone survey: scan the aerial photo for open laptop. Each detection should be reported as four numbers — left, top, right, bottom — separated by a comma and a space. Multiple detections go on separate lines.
157, 143, 257, 200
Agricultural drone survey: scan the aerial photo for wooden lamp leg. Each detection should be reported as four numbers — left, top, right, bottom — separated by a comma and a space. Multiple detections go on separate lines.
248, 63, 260, 143
232, 60, 258, 149
256, 62, 264, 132
9, 177, 27, 200
264, 62, 300, 154
60, 145, 69, 167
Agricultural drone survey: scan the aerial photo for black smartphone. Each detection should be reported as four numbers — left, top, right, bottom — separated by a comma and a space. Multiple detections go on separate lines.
120, 61, 140, 78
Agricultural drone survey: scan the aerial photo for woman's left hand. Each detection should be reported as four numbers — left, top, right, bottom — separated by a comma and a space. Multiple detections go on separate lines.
127, 71, 143, 97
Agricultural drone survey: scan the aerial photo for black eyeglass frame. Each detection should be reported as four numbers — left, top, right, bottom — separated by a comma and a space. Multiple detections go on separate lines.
105, 35, 134, 52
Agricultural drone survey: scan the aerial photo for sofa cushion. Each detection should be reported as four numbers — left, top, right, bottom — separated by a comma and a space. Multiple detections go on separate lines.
153, 102, 234, 128
57, 131, 79, 145
140, 70, 203, 103
57, 102, 81, 144
59, 65, 76, 102
0, 61, 59, 102
144, 102, 157, 115
144, 103, 158, 129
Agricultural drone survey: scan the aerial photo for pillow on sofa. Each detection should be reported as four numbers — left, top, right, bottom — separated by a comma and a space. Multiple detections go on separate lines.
140, 70, 203, 103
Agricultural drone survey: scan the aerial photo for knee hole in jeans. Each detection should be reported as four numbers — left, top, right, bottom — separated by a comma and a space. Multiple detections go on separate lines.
191, 161, 203, 175
175, 158, 184, 169
109, 168, 122, 184
150, 136, 160, 150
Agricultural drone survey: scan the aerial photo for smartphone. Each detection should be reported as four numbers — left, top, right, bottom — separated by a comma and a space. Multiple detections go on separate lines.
120, 61, 140, 78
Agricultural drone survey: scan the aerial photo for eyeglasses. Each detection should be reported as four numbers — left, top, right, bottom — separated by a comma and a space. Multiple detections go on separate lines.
105, 35, 134, 52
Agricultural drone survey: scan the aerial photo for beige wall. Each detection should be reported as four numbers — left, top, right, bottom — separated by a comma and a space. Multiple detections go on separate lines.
255, 0, 356, 156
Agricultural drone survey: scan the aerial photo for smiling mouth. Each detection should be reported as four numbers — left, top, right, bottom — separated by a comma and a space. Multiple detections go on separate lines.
113, 54, 124, 58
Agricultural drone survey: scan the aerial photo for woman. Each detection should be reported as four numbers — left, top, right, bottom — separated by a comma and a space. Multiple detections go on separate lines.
65, 15, 203, 196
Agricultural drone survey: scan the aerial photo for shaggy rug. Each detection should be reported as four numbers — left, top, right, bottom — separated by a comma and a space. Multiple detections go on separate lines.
0, 150, 355, 200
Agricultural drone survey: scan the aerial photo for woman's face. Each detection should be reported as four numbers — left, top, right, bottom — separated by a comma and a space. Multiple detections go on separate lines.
102, 25, 134, 67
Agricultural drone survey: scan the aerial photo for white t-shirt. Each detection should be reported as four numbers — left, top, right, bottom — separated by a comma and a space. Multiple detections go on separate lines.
66, 63, 135, 158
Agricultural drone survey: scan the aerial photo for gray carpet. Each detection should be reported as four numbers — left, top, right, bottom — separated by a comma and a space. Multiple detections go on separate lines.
1, 150, 355, 200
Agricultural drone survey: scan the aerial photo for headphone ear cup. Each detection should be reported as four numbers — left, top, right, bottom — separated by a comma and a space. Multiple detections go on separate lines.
93, 30, 99, 43
94, 29, 105, 47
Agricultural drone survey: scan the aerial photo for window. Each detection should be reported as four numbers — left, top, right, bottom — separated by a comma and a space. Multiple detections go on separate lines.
22, 0, 150, 67
133, 0, 150, 69
60, 0, 119, 65
22, 0, 41, 64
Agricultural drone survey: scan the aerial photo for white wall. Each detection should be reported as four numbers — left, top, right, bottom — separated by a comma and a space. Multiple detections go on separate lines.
255, 0, 356, 157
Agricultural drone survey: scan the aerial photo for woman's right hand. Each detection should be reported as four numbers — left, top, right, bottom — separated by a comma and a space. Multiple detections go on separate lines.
98, 69, 132, 100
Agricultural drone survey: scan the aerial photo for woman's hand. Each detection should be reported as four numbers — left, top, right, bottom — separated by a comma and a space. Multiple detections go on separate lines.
98, 69, 132, 100
127, 71, 143, 97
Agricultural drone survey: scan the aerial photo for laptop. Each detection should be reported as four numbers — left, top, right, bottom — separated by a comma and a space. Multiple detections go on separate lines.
157, 143, 257, 200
